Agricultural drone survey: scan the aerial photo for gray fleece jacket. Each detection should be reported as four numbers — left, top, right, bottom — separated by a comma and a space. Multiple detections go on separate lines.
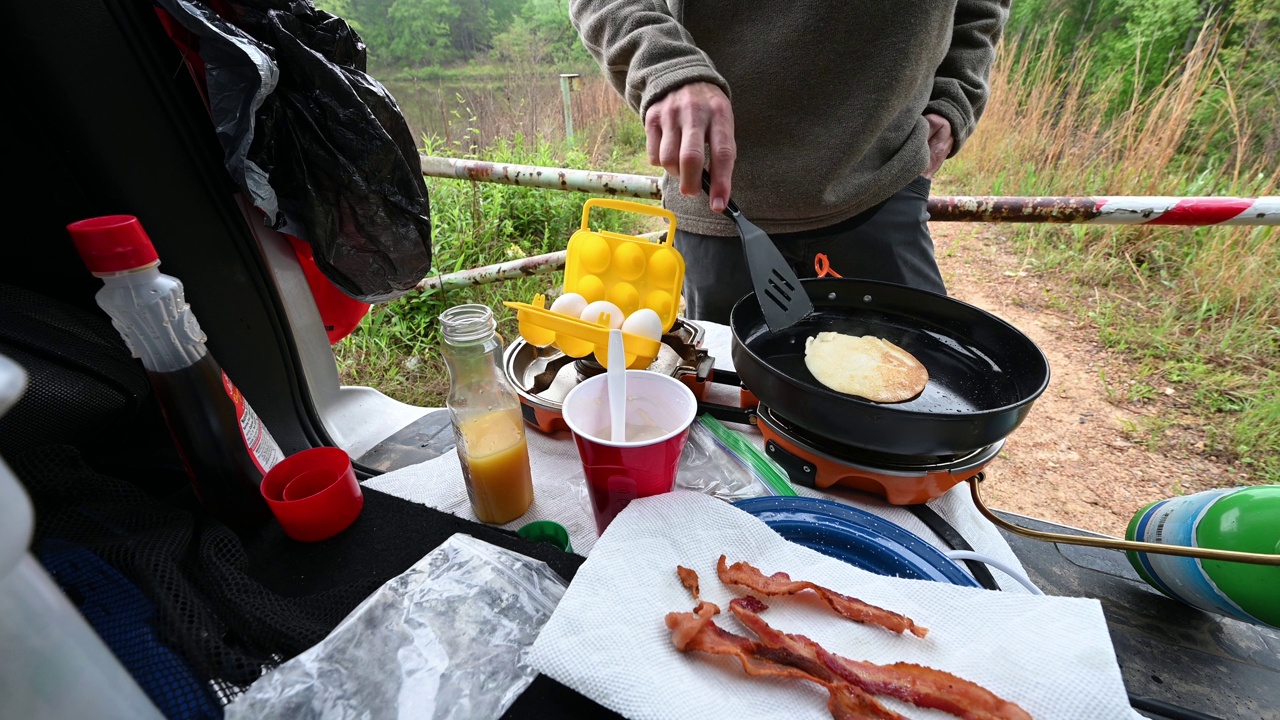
570, 1, 1009, 236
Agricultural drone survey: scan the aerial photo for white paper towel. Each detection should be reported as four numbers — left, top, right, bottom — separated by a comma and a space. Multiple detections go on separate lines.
365, 429, 608, 554
364, 425, 1030, 587
528, 491, 1136, 720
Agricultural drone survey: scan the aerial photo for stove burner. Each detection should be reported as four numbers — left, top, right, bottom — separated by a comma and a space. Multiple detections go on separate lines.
574, 357, 605, 383
504, 318, 711, 433
757, 404, 1002, 504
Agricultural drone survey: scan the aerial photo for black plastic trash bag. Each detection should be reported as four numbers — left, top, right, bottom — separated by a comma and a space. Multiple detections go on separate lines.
154, 0, 431, 303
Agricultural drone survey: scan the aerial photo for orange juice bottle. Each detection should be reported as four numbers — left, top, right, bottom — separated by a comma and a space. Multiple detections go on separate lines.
440, 304, 534, 524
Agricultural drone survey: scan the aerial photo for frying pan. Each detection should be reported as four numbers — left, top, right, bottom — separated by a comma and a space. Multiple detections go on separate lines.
730, 278, 1050, 458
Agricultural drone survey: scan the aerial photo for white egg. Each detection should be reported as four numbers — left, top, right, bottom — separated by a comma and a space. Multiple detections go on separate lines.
579, 300, 624, 329
549, 292, 588, 318
621, 307, 664, 341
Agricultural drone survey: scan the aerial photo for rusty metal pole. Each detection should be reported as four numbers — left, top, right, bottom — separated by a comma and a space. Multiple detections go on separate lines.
420, 157, 1280, 226
420, 156, 663, 199
416, 251, 568, 294
929, 196, 1280, 225
414, 157, 1279, 292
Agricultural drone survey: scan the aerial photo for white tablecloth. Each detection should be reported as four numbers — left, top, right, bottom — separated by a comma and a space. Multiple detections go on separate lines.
366, 321, 1034, 592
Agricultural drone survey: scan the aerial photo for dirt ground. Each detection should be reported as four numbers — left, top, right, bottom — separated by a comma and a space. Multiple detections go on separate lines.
932, 223, 1243, 538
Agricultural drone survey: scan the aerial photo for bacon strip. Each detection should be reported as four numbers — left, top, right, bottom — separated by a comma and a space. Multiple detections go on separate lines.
677, 565, 701, 603
728, 597, 1032, 720
665, 603, 904, 720
718, 555, 928, 638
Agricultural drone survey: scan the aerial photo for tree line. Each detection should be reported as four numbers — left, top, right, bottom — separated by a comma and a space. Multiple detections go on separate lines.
1007, 0, 1279, 161
314, 0, 1277, 160
312, 0, 589, 68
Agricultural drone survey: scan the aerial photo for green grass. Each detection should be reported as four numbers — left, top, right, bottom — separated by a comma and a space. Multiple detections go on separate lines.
373, 62, 597, 84
941, 29, 1279, 483
334, 133, 653, 406
940, 200, 1279, 481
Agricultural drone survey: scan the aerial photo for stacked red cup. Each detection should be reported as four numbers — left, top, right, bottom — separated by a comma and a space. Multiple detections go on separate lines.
562, 370, 697, 535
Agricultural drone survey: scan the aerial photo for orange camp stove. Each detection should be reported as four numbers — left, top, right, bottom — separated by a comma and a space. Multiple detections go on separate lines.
753, 404, 1003, 505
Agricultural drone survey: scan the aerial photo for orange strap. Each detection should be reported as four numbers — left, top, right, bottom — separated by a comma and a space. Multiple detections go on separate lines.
814, 253, 842, 278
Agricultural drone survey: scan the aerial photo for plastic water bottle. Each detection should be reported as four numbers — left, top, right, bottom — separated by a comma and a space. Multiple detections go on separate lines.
0, 354, 165, 719
67, 215, 285, 532
1126, 485, 1280, 628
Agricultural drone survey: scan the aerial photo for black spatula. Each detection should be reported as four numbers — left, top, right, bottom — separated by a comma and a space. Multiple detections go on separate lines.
702, 170, 813, 332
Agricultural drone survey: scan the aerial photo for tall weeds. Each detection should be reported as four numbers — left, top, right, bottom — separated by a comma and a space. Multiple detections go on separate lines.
947, 26, 1279, 479
383, 60, 637, 163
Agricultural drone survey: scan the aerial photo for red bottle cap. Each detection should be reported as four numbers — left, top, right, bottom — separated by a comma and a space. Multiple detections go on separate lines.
260, 447, 364, 542
66, 215, 160, 274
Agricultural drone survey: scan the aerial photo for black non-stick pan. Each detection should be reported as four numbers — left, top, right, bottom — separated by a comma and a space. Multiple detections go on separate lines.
730, 278, 1050, 458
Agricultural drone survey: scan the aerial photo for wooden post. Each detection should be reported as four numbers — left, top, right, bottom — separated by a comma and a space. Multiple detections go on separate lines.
559, 73, 581, 145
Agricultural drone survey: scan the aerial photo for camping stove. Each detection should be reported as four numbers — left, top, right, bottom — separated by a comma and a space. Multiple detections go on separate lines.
753, 403, 1002, 504
697, 371, 1002, 506
503, 318, 713, 433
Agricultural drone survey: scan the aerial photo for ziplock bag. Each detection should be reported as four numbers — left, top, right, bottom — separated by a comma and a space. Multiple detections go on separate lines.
676, 415, 796, 500
225, 533, 567, 720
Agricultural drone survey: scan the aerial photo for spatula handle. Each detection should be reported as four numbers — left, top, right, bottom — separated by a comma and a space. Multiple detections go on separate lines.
700, 169, 741, 217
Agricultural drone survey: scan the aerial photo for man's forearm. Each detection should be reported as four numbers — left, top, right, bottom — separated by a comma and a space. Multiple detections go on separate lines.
569, 0, 729, 114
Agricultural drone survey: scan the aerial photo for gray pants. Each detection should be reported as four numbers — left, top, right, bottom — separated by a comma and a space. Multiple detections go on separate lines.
677, 176, 945, 324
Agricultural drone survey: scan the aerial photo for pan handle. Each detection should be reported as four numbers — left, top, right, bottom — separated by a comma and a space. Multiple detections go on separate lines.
698, 401, 757, 427
968, 476, 1280, 566
700, 169, 742, 217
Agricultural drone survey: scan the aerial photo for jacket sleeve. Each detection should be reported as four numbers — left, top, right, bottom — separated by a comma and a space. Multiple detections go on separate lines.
569, 0, 729, 116
926, 0, 1010, 155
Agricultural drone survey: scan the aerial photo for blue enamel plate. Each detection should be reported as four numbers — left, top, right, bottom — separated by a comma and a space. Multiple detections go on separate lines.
732, 496, 979, 587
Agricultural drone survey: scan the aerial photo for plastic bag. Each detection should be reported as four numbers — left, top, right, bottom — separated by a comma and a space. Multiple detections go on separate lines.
678, 415, 796, 500
153, 0, 431, 303
224, 534, 567, 720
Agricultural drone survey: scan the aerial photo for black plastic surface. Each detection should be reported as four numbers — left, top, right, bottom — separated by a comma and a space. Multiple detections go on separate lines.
995, 511, 1280, 720
356, 409, 457, 473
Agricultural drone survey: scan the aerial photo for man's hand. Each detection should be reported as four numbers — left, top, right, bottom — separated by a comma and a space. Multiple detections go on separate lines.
923, 113, 953, 179
644, 82, 735, 213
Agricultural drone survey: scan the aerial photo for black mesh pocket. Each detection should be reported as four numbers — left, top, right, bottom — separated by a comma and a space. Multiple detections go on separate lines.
14, 445, 383, 708
0, 283, 149, 459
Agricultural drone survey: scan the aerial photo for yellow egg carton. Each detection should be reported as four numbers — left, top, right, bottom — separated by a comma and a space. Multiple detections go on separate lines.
503, 199, 685, 369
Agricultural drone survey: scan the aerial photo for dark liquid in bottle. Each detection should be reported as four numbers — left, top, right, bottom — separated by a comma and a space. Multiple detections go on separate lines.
148, 354, 272, 532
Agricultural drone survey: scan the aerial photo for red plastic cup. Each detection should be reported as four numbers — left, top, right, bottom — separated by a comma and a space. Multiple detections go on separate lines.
562, 370, 697, 535
260, 447, 363, 542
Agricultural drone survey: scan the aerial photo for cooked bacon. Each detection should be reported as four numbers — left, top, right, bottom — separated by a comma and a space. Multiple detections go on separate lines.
677, 565, 701, 602
718, 555, 928, 638
819, 652, 1033, 720
668, 600, 723, 651
665, 603, 904, 720
728, 597, 1032, 720
827, 682, 909, 720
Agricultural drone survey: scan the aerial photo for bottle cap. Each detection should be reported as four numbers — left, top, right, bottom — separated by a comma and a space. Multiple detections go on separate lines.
260, 447, 364, 542
66, 215, 160, 274
517, 520, 573, 553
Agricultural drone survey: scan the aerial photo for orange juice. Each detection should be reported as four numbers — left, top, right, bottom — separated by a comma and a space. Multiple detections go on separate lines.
456, 409, 534, 524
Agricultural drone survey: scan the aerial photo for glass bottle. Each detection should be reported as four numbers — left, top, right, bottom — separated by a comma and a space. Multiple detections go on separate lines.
439, 304, 534, 524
